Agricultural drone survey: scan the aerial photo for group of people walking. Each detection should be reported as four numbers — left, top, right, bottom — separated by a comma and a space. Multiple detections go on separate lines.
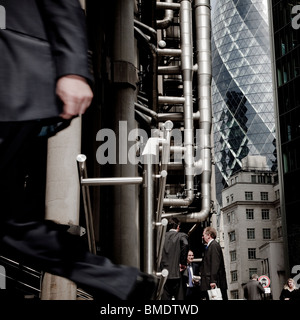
160, 217, 299, 301
160, 218, 228, 300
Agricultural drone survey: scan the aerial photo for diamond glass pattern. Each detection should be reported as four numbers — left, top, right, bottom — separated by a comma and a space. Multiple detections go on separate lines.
212, 0, 277, 204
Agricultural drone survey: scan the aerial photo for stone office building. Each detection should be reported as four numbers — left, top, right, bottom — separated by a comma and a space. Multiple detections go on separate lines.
220, 156, 285, 299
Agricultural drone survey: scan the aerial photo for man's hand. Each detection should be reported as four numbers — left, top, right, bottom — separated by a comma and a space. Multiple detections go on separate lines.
56, 75, 93, 119
180, 264, 187, 272
210, 282, 216, 289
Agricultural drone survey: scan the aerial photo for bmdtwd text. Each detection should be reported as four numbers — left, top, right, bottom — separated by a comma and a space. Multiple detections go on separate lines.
99, 304, 199, 317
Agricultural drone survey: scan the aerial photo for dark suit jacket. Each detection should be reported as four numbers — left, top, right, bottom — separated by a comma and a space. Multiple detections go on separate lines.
200, 240, 228, 291
183, 262, 200, 286
243, 279, 265, 300
183, 262, 200, 284
160, 230, 189, 279
0, 0, 93, 122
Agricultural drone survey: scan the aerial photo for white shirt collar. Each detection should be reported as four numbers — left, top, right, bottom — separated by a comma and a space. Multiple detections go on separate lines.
206, 238, 214, 247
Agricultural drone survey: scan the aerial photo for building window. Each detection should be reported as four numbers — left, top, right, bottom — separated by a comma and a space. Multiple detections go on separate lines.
275, 190, 280, 200
229, 231, 236, 242
230, 250, 237, 262
261, 192, 268, 200
231, 270, 238, 282
227, 211, 235, 224
278, 226, 283, 238
231, 211, 235, 223
262, 209, 270, 220
277, 207, 281, 218
246, 208, 254, 219
231, 290, 239, 300
251, 175, 256, 183
263, 228, 271, 240
249, 268, 258, 279
227, 212, 231, 223
245, 191, 253, 200
258, 175, 265, 183
247, 228, 255, 240
248, 248, 256, 260
226, 196, 229, 204
266, 175, 272, 184
230, 194, 234, 202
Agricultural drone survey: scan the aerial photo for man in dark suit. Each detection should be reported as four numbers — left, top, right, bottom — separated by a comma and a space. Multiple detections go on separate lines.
182, 250, 201, 301
0, 0, 155, 300
200, 226, 228, 300
160, 218, 189, 300
243, 274, 265, 300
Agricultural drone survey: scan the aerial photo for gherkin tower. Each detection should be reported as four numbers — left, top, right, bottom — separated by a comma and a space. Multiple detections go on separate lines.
211, 0, 277, 204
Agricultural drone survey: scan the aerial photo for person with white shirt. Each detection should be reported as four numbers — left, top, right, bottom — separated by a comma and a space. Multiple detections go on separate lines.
183, 250, 201, 300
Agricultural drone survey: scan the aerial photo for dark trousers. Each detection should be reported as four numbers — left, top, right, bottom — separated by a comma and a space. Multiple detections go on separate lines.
0, 121, 139, 300
162, 278, 185, 300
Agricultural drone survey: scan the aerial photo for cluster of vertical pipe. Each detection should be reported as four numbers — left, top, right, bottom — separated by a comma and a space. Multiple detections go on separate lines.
140, 0, 213, 288
155, 0, 213, 222
179, 0, 213, 222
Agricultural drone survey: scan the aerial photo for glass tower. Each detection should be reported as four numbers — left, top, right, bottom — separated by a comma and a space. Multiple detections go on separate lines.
211, 0, 277, 204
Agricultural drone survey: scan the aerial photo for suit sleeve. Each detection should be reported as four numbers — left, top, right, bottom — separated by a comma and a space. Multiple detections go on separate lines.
38, 0, 93, 83
209, 242, 222, 284
180, 233, 189, 266
243, 284, 248, 299
258, 282, 265, 294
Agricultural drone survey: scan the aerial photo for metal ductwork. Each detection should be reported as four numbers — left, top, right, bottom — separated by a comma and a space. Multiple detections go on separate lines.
78, 0, 213, 299
176, 0, 213, 222
149, 0, 213, 223
137, 0, 213, 293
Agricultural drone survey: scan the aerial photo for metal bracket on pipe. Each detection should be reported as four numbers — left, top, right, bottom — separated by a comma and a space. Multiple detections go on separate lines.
155, 269, 169, 300
67, 225, 86, 237
156, 121, 173, 222
77, 154, 143, 254
156, 218, 168, 268
156, 170, 168, 222
77, 154, 97, 254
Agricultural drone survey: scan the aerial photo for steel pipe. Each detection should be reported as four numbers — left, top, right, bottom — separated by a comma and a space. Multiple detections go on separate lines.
158, 65, 181, 74
174, 0, 213, 222
156, 0, 175, 29
156, 269, 169, 300
163, 0, 195, 208
81, 177, 143, 186
76, 154, 97, 254
156, 218, 168, 269
156, 121, 173, 222
156, 2, 180, 10
158, 96, 185, 104
143, 158, 155, 274
157, 111, 200, 122
157, 48, 182, 56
